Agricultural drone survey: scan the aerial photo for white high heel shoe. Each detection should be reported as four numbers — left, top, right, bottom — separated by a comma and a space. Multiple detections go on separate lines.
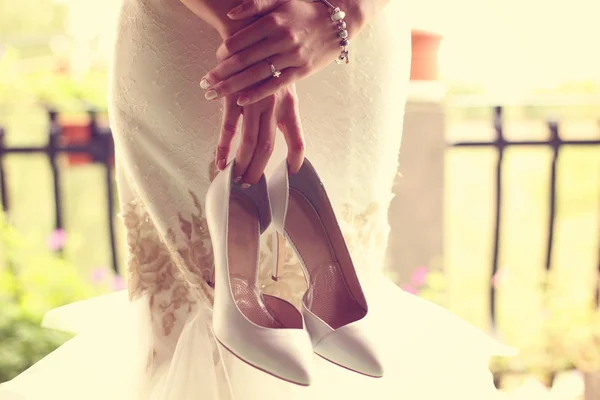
268, 158, 384, 378
205, 161, 314, 386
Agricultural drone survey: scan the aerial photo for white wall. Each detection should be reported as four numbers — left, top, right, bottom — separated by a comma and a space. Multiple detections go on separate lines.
409, 0, 600, 88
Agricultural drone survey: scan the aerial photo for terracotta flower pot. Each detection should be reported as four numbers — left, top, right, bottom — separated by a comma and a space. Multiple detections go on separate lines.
59, 120, 92, 166
59, 115, 114, 167
410, 30, 443, 82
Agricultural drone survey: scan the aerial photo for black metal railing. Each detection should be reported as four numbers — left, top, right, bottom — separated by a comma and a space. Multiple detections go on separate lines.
448, 106, 600, 324
0, 109, 118, 273
0, 105, 599, 379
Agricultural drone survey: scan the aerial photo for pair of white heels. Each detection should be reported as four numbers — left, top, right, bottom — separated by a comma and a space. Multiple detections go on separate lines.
205, 158, 383, 386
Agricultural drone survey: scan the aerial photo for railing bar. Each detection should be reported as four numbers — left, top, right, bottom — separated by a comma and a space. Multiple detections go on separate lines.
2, 140, 594, 153
0, 128, 9, 212
1, 145, 107, 154
448, 140, 600, 147
596, 170, 600, 307
490, 106, 505, 327
545, 121, 561, 271
13, 139, 592, 153
48, 110, 64, 234
105, 161, 119, 275
87, 108, 120, 276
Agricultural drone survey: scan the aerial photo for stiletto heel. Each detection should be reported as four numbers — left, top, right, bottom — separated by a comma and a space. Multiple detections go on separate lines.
207, 263, 215, 289
271, 232, 286, 282
267, 158, 384, 378
205, 161, 314, 386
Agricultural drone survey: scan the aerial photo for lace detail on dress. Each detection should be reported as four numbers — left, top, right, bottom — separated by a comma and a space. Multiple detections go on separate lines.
120, 161, 219, 338
168, 190, 215, 301
338, 201, 390, 262
122, 185, 220, 340
123, 199, 198, 338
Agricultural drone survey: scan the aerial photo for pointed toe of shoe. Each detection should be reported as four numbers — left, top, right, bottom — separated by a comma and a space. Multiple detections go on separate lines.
313, 324, 384, 378
286, 358, 313, 386
263, 331, 314, 385
218, 332, 314, 385
217, 330, 314, 386
214, 307, 314, 385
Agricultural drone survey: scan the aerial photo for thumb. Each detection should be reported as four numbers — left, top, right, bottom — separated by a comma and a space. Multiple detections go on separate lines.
227, 0, 290, 20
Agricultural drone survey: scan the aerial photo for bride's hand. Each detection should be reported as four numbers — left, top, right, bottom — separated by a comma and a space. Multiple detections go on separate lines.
215, 85, 305, 184
201, 0, 353, 106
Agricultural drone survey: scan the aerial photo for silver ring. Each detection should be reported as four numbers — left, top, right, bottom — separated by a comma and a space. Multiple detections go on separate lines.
266, 58, 281, 78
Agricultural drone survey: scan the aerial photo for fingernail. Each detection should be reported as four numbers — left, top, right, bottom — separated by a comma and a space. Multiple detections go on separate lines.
217, 159, 226, 170
237, 96, 249, 106
227, 4, 245, 17
241, 183, 251, 189
233, 176, 242, 184
200, 78, 210, 90
205, 89, 218, 101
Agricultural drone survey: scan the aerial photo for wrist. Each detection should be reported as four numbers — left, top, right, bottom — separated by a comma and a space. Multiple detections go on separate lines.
334, 0, 367, 40
178, 0, 254, 40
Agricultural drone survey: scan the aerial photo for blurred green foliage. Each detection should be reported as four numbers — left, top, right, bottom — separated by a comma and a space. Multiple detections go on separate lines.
0, 47, 108, 112
26, 67, 108, 111
409, 266, 577, 378
445, 81, 600, 122
0, 212, 102, 383
0, 0, 108, 113
0, 300, 72, 383
0, 0, 67, 38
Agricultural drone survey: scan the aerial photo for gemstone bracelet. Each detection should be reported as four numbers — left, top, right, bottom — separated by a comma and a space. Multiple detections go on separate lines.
317, 0, 350, 64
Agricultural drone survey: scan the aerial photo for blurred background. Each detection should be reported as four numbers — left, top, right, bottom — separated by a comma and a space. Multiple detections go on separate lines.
0, 0, 599, 399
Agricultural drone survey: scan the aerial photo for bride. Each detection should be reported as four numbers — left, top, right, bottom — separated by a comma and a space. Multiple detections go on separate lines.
0, 0, 511, 398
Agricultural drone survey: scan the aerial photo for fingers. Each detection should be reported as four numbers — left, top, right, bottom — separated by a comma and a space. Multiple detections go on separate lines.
205, 54, 297, 102
203, 38, 287, 88
243, 109, 276, 185
237, 67, 302, 106
277, 92, 305, 173
234, 105, 261, 182
215, 16, 273, 62
227, 0, 290, 20
215, 97, 242, 170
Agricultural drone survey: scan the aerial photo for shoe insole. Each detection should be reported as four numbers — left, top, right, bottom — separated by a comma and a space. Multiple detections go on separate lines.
228, 192, 282, 329
286, 189, 366, 329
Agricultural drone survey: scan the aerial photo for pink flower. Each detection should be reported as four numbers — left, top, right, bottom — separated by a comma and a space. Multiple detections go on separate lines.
410, 266, 429, 287
91, 268, 107, 285
112, 275, 125, 291
402, 284, 419, 295
491, 269, 507, 288
47, 229, 66, 251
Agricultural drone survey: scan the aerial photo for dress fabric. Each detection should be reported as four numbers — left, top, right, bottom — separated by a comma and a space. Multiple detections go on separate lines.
0, 0, 508, 399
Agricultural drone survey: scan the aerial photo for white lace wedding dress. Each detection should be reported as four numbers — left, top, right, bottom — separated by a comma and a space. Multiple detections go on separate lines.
0, 0, 511, 399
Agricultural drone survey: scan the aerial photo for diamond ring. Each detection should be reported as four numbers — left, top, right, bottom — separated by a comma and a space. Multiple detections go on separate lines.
266, 58, 281, 78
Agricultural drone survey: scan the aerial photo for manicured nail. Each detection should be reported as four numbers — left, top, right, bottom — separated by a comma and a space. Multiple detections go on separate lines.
205, 89, 218, 101
237, 95, 249, 106
217, 159, 226, 170
233, 176, 242, 184
227, 4, 245, 17
200, 78, 210, 90
241, 183, 251, 189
